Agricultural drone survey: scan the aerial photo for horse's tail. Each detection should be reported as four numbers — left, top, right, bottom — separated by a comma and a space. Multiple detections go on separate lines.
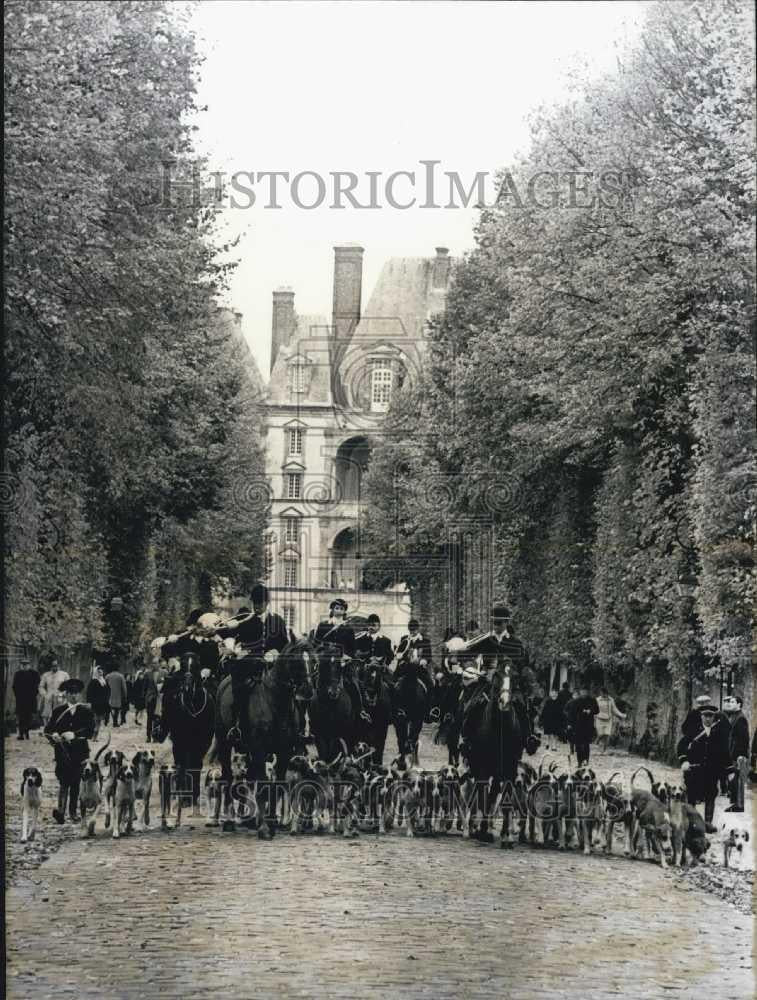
206, 734, 220, 765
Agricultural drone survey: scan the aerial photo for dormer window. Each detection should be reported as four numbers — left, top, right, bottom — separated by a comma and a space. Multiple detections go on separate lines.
370, 359, 393, 412
288, 356, 310, 395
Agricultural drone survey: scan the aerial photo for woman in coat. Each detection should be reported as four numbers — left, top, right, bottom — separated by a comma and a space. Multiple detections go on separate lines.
39, 656, 70, 724
595, 686, 627, 754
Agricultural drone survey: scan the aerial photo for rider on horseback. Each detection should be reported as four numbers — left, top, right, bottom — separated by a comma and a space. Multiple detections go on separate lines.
393, 619, 433, 687
459, 604, 536, 753
215, 583, 289, 747
313, 598, 370, 724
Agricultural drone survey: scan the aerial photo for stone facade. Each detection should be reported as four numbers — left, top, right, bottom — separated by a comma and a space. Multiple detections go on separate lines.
260, 244, 452, 641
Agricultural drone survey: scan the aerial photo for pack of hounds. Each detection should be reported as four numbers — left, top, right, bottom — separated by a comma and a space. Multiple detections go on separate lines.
20, 746, 749, 871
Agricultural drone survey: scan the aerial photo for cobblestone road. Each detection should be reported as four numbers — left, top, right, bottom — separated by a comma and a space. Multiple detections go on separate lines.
5, 717, 754, 1000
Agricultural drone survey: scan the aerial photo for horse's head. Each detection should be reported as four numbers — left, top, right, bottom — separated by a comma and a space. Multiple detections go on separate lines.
492, 664, 513, 711
281, 639, 315, 702
318, 646, 344, 700
363, 659, 384, 706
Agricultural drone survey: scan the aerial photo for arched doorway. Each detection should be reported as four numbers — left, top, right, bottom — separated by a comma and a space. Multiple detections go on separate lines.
330, 527, 358, 590
334, 436, 371, 502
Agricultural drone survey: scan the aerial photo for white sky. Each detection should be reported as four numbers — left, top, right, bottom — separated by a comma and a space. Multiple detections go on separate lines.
189, 0, 645, 375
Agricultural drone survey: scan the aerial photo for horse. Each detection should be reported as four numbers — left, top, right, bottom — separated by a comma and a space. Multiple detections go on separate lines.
213, 639, 313, 839
434, 672, 463, 765
460, 665, 523, 847
360, 659, 392, 766
392, 670, 428, 764
308, 644, 357, 763
156, 655, 215, 829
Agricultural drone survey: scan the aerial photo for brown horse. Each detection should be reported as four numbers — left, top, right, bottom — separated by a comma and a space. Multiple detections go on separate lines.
214, 639, 313, 839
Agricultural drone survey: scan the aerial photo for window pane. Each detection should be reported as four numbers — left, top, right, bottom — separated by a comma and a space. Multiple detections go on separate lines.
285, 517, 298, 542
287, 474, 301, 499
284, 560, 298, 588
289, 428, 302, 455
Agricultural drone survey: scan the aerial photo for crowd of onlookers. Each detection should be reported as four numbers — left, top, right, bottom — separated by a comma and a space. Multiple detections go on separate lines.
11, 652, 169, 742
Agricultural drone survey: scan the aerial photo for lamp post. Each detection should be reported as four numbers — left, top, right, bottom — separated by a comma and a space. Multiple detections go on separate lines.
676, 568, 698, 709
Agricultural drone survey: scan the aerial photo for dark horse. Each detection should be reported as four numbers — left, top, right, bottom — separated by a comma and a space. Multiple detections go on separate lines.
308, 644, 356, 763
214, 639, 314, 839
461, 666, 523, 847
434, 672, 463, 765
157, 655, 215, 829
392, 672, 428, 764
360, 659, 392, 766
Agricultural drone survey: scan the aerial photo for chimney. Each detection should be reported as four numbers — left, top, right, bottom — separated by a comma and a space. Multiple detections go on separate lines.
433, 247, 450, 289
331, 244, 364, 342
270, 287, 295, 373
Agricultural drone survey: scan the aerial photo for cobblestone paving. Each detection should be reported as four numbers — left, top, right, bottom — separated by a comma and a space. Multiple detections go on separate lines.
5, 717, 754, 999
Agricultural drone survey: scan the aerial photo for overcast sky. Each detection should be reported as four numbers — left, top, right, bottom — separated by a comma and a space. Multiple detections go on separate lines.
189, 0, 645, 375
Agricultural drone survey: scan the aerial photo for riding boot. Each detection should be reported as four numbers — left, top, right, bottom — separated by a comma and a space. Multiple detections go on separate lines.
346, 679, 371, 724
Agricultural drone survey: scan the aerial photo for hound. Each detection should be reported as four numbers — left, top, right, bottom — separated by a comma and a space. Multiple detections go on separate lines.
20, 767, 43, 843
79, 758, 103, 838
132, 750, 156, 829
112, 763, 136, 838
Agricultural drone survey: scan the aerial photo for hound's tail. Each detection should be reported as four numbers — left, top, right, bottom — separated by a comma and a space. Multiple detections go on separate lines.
630, 765, 655, 788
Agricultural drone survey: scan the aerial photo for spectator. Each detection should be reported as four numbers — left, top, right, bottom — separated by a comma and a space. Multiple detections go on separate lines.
539, 691, 563, 745
567, 681, 599, 766
86, 666, 110, 737
122, 673, 133, 725
13, 658, 40, 740
595, 686, 627, 755
105, 667, 128, 728
677, 696, 730, 833
39, 655, 70, 724
556, 681, 573, 741
131, 664, 147, 725
723, 693, 749, 813
144, 663, 166, 742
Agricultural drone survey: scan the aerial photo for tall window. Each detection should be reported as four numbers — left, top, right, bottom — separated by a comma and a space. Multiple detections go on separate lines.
288, 428, 303, 456
282, 605, 296, 629
284, 517, 299, 543
286, 473, 302, 499
370, 359, 393, 412
283, 558, 298, 588
290, 363, 306, 394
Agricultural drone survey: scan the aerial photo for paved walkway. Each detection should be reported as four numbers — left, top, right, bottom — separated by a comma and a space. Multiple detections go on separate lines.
5, 717, 754, 999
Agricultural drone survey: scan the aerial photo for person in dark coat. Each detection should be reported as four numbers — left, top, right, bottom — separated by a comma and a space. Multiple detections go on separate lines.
216, 584, 288, 745
131, 664, 147, 724
313, 598, 355, 658
540, 691, 563, 742
462, 605, 534, 748
86, 666, 110, 736
677, 699, 731, 831
13, 659, 40, 739
567, 682, 599, 766
395, 619, 433, 680
723, 693, 750, 812
45, 678, 95, 823
355, 614, 393, 666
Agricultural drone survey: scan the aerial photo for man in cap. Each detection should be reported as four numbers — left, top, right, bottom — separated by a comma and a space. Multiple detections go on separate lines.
13, 658, 40, 740
45, 678, 95, 823
355, 613, 394, 666
395, 619, 433, 679
723, 693, 750, 812
216, 584, 288, 746
462, 604, 535, 751
677, 694, 731, 832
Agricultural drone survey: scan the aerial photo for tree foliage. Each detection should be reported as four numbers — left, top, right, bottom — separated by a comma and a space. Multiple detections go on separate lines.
363, 1, 755, 751
4, 1, 266, 657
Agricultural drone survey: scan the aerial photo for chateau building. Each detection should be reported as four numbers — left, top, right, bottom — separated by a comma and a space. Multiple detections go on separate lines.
262, 244, 453, 639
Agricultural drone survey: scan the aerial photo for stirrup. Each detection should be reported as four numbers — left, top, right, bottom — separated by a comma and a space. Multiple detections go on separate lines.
360, 710, 372, 723
429, 707, 441, 722
227, 723, 242, 743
